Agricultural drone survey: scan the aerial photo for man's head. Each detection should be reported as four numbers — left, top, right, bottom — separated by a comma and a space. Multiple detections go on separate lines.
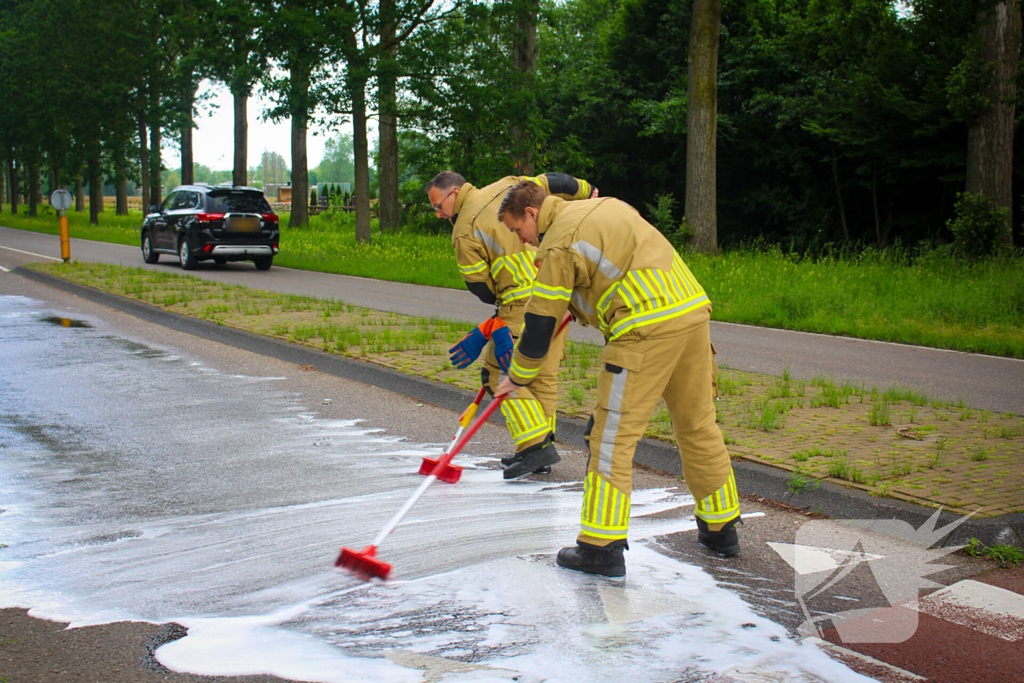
425, 171, 466, 219
498, 181, 549, 246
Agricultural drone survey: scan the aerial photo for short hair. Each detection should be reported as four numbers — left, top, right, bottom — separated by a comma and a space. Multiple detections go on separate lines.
425, 171, 466, 195
497, 180, 549, 221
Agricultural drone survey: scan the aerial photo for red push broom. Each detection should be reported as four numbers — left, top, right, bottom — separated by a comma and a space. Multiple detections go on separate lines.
335, 394, 507, 580
417, 386, 488, 484
416, 313, 571, 485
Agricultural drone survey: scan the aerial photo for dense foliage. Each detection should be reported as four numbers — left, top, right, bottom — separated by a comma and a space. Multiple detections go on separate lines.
1, 0, 1020, 251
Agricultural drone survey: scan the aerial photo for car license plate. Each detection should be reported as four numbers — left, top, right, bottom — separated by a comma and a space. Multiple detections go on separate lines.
229, 216, 260, 232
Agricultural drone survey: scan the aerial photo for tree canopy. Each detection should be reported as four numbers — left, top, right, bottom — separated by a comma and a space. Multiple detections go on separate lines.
1, 0, 1019, 249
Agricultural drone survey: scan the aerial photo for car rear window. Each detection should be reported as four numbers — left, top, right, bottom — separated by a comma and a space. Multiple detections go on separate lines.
208, 190, 273, 214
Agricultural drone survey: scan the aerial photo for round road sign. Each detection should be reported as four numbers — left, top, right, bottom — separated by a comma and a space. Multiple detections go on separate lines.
50, 189, 73, 212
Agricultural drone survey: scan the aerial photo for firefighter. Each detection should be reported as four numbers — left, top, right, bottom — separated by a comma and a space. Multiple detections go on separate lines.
426, 171, 598, 479
494, 180, 740, 576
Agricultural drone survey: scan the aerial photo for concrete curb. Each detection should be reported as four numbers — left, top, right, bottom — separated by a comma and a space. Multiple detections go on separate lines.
17, 266, 1023, 550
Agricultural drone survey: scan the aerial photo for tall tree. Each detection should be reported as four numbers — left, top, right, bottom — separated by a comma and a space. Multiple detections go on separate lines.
686, 0, 722, 253
510, 0, 539, 173
205, 0, 265, 187
378, 0, 400, 231
965, 0, 1021, 246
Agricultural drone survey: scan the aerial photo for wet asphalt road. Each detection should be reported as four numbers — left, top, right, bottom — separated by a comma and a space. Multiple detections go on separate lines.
1, 224, 1023, 415
1, 257, 1009, 683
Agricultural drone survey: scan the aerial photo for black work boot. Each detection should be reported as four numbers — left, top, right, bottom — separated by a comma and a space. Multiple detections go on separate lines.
696, 517, 741, 557
502, 436, 560, 479
556, 540, 627, 577
499, 452, 552, 474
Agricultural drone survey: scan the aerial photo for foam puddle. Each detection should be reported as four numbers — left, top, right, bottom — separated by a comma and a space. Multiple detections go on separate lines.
0, 294, 869, 682
156, 544, 867, 683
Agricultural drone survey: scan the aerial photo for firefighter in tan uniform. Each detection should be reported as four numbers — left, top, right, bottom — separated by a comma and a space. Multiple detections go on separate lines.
494, 180, 741, 576
426, 171, 597, 479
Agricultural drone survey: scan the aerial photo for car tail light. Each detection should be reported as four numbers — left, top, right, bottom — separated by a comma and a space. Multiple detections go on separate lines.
262, 214, 279, 222
195, 213, 225, 223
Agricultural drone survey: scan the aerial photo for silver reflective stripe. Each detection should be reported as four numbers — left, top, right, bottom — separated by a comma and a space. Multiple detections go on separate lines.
473, 229, 505, 255
572, 240, 622, 281
598, 368, 628, 477
571, 290, 594, 315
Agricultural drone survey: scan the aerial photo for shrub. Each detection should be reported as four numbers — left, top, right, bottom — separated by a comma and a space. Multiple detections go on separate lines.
947, 192, 1010, 260
310, 187, 318, 205
644, 193, 694, 251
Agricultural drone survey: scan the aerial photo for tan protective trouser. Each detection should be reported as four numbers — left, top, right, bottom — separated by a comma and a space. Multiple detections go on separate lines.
482, 304, 568, 452
579, 307, 739, 546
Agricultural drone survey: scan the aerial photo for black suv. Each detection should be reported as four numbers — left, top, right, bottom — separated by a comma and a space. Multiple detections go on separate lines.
141, 184, 280, 271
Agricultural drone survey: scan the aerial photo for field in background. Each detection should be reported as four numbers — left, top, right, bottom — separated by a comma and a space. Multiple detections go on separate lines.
3, 204, 1023, 358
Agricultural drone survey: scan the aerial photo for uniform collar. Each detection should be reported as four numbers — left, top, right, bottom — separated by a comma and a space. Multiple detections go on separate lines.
451, 182, 474, 218
536, 195, 562, 242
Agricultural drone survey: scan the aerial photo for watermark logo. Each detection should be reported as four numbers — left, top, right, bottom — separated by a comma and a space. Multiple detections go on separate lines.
777, 509, 975, 643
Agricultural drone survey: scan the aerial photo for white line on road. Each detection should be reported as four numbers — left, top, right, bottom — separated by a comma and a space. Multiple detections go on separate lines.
0, 244, 62, 261
0, 264, 10, 272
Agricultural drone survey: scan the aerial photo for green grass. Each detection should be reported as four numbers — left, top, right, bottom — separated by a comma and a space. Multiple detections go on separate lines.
964, 538, 1024, 567
4, 204, 1023, 357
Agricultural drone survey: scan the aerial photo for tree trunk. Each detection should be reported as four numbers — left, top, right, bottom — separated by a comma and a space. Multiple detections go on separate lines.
116, 150, 129, 216
9, 160, 18, 215
50, 164, 60, 196
181, 71, 195, 186
88, 151, 102, 226
350, 71, 372, 244
965, 0, 1021, 247
233, 87, 248, 186
686, 0, 722, 254
27, 162, 39, 217
831, 154, 849, 241
75, 173, 85, 213
0, 157, 6, 206
378, 0, 400, 232
288, 63, 310, 229
872, 174, 885, 247
510, 0, 539, 174
150, 118, 162, 208
139, 112, 151, 210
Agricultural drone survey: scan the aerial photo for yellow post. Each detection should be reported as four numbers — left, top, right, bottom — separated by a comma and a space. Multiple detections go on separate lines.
59, 212, 70, 262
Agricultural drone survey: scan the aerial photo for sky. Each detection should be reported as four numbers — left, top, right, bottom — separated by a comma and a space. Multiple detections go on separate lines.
163, 79, 375, 172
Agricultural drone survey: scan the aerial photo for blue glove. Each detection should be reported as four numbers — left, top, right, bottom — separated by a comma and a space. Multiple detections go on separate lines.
449, 320, 494, 368
491, 323, 515, 373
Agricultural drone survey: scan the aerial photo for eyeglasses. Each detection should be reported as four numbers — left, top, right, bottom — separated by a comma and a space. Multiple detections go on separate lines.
431, 187, 457, 212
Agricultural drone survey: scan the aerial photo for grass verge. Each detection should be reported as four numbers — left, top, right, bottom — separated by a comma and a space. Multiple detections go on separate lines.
4, 204, 1022, 358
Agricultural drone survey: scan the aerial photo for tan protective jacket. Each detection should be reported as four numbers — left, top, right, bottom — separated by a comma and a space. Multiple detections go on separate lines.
508, 196, 710, 386
451, 174, 593, 309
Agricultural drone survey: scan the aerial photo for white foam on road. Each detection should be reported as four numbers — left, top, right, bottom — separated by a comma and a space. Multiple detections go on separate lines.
0, 294, 872, 683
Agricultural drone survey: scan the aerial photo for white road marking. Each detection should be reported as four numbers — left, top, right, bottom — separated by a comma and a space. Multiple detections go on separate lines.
767, 542, 884, 575
909, 579, 1024, 642
0, 244, 61, 260
805, 637, 927, 682
0, 264, 10, 272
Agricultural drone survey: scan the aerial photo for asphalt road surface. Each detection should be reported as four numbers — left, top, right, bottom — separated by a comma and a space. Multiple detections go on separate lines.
3, 251, 1022, 683
2, 224, 1021, 416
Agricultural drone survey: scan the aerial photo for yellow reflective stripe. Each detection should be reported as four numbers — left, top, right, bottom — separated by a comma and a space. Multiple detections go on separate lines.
501, 399, 549, 445
492, 253, 538, 303
532, 282, 572, 301
511, 358, 541, 380
524, 176, 544, 187
581, 472, 630, 539
575, 179, 591, 199
608, 295, 710, 340
695, 471, 740, 523
459, 260, 488, 275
